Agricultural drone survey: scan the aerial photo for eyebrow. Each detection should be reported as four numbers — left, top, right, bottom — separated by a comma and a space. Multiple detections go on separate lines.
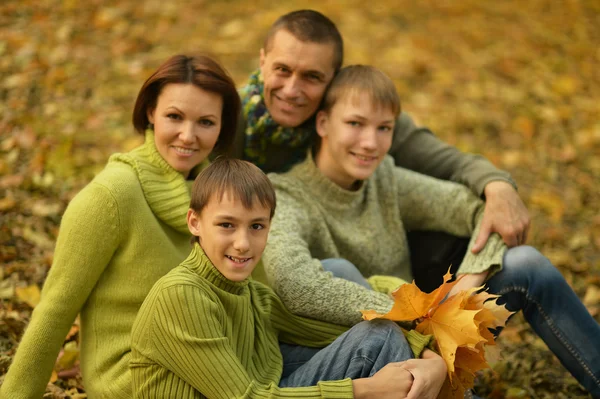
347, 114, 394, 124
273, 62, 326, 80
166, 106, 218, 119
216, 215, 270, 223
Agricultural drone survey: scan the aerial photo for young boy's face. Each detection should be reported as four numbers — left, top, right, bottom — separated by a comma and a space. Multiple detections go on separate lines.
187, 191, 271, 282
315, 94, 395, 190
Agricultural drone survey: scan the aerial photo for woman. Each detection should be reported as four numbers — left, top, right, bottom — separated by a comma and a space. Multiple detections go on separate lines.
1, 54, 241, 399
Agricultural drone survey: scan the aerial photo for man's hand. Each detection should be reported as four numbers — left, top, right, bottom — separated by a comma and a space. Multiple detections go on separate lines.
472, 181, 530, 253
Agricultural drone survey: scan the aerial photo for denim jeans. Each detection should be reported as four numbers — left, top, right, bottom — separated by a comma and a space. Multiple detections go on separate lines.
486, 246, 600, 397
279, 320, 413, 387
320, 247, 600, 397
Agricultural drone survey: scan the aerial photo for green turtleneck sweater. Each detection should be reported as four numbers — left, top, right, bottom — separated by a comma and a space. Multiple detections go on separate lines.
1, 132, 203, 399
131, 243, 433, 399
261, 153, 507, 327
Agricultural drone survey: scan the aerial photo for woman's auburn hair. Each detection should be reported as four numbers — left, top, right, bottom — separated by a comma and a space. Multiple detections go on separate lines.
132, 54, 241, 155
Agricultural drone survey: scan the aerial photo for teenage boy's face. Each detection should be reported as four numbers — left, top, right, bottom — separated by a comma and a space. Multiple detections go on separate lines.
316, 95, 395, 190
260, 29, 336, 128
187, 192, 271, 282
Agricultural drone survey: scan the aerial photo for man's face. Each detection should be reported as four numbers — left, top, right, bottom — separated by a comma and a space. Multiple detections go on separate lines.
260, 29, 336, 128
187, 192, 271, 282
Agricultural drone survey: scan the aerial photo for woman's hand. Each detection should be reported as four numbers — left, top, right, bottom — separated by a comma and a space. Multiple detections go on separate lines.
403, 349, 448, 399
352, 362, 414, 399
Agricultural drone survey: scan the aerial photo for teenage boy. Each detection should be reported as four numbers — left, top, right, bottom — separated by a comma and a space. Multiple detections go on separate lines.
130, 158, 448, 399
261, 65, 600, 397
229, 10, 530, 290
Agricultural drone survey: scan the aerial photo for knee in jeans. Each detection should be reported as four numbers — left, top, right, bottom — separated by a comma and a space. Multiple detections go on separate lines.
503, 245, 563, 284
321, 258, 357, 273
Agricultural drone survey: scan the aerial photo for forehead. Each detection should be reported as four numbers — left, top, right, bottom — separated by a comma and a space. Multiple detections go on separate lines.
202, 190, 271, 216
331, 90, 395, 119
265, 29, 336, 78
156, 83, 222, 110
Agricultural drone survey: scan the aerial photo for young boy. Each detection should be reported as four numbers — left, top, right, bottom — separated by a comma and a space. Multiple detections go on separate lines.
261, 65, 600, 397
130, 158, 447, 399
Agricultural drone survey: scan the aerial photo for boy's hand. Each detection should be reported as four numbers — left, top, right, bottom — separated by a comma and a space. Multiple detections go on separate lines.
472, 181, 530, 253
448, 271, 488, 298
403, 349, 447, 399
352, 362, 413, 398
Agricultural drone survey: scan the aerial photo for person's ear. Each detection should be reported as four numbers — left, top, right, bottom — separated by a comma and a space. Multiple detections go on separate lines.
187, 209, 202, 238
259, 48, 266, 68
146, 107, 155, 125
316, 110, 329, 138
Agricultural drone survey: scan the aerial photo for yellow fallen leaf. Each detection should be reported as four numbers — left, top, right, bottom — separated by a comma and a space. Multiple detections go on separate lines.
15, 284, 41, 308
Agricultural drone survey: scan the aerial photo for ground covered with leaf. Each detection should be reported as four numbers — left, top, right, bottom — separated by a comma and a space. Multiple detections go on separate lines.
1, 0, 599, 398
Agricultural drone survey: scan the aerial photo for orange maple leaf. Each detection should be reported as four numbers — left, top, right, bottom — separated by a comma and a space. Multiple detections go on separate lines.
360, 270, 513, 398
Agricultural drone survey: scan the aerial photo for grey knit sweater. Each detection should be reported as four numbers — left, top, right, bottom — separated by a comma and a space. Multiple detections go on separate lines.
262, 153, 506, 326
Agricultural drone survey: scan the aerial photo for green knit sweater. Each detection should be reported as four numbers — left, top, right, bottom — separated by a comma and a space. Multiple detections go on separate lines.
130, 243, 433, 399
1, 132, 202, 399
262, 153, 507, 327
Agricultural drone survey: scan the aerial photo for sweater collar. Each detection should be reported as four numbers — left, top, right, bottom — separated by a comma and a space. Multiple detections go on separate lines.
290, 150, 369, 208
108, 130, 209, 234
182, 243, 249, 295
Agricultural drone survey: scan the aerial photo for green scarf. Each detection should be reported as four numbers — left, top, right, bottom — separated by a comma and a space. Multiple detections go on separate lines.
239, 70, 315, 169
109, 130, 209, 234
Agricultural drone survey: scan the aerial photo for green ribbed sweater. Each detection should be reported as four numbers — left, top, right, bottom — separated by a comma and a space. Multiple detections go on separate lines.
1, 132, 203, 399
130, 243, 433, 399
262, 153, 507, 327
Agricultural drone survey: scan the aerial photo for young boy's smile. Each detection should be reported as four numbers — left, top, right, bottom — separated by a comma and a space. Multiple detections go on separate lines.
187, 192, 272, 282
315, 94, 395, 190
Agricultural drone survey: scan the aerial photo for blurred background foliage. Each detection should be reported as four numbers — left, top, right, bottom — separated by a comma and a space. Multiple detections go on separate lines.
1, 0, 599, 397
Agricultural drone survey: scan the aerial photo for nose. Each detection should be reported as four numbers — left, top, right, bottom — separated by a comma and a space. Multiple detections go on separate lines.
280, 75, 300, 98
233, 230, 250, 253
360, 128, 378, 152
179, 122, 195, 144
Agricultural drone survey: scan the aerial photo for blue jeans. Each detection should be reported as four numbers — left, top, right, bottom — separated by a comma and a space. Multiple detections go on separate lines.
279, 320, 413, 387
485, 246, 600, 397
320, 248, 600, 397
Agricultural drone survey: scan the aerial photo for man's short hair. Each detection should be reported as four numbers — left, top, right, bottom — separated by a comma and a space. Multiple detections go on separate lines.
190, 158, 276, 219
320, 65, 401, 117
264, 10, 344, 72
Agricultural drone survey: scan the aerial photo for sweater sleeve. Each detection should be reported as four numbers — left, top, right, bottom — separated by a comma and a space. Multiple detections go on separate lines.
0, 182, 121, 399
388, 112, 516, 197
393, 166, 506, 276
261, 189, 394, 327
132, 284, 354, 399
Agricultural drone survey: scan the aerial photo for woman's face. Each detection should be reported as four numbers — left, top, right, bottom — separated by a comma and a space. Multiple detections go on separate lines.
315, 94, 395, 190
148, 83, 223, 178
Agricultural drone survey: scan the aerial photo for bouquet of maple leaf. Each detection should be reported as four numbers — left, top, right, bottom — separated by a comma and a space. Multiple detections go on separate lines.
361, 271, 513, 399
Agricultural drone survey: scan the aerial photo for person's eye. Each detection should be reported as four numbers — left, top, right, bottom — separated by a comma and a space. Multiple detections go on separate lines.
250, 223, 264, 230
307, 74, 321, 82
218, 222, 233, 228
379, 125, 392, 132
275, 66, 290, 74
199, 119, 215, 127
347, 121, 360, 127
167, 113, 182, 120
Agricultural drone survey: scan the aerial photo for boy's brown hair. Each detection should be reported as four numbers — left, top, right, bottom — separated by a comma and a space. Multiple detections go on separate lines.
320, 65, 401, 117
190, 158, 276, 219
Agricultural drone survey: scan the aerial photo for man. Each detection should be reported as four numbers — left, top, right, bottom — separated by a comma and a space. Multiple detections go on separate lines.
228, 9, 530, 291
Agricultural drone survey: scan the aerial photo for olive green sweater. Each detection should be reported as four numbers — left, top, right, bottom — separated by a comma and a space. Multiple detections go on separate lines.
262, 153, 507, 327
1, 132, 202, 399
130, 243, 433, 399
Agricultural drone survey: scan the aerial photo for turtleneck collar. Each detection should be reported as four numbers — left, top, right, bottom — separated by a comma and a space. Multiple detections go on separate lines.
290, 150, 370, 210
108, 130, 209, 234
182, 243, 249, 295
